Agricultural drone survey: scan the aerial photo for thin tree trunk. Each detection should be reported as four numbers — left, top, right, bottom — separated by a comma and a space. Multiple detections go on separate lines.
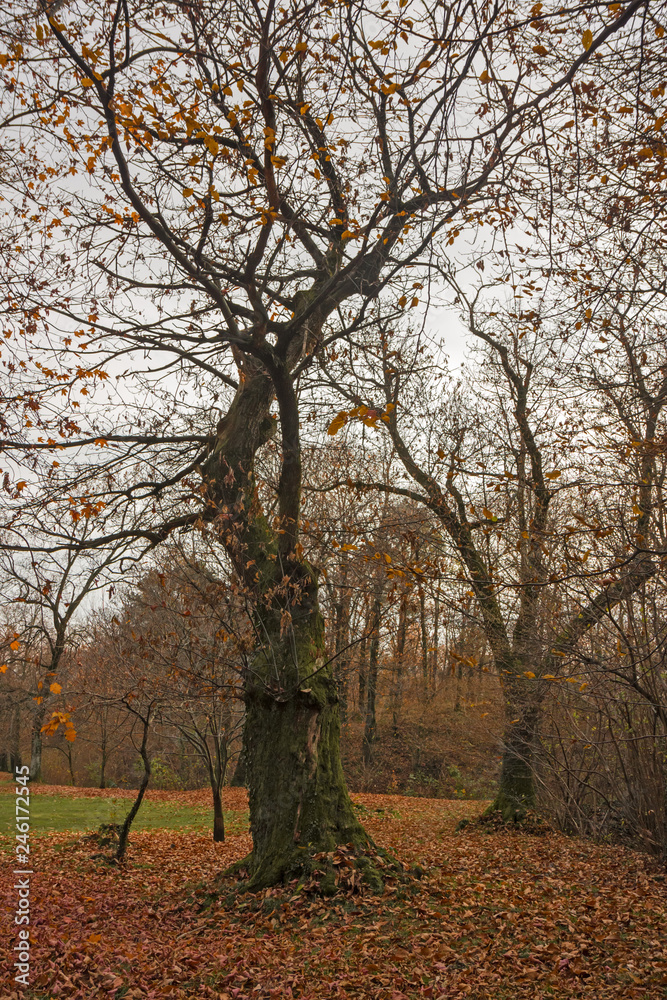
333, 566, 350, 723
391, 592, 408, 734
419, 585, 429, 698
357, 634, 368, 714
431, 591, 440, 690
454, 660, 463, 713
10, 703, 22, 772
362, 593, 382, 766
212, 788, 225, 842
29, 704, 46, 782
230, 746, 246, 787
116, 716, 151, 862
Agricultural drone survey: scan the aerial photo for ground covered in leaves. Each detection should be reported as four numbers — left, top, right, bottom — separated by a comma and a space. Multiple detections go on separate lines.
1, 784, 666, 999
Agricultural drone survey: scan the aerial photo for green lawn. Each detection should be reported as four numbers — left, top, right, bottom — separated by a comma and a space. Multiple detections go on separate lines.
0, 794, 247, 836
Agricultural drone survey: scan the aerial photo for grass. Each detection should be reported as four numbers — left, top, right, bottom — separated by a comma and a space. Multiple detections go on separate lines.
0, 793, 247, 836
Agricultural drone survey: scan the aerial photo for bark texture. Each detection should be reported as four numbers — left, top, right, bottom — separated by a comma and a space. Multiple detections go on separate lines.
243, 606, 368, 888
202, 358, 372, 887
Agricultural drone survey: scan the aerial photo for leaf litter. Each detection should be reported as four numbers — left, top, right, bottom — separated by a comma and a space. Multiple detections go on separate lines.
1, 788, 665, 999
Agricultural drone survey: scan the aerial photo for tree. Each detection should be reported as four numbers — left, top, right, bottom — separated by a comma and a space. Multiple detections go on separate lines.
120, 548, 248, 842
0, 514, 131, 781
0, 0, 651, 880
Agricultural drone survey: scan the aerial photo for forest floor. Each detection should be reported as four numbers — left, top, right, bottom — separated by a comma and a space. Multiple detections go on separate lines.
1, 783, 666, 1000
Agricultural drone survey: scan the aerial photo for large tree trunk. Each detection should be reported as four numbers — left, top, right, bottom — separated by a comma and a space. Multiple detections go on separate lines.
243, 603, 368, 889
202, 353, 373, 888
492, 671, 539, 819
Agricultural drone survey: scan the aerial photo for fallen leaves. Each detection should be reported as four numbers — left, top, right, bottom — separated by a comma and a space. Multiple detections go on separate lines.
0, 789, 665, 999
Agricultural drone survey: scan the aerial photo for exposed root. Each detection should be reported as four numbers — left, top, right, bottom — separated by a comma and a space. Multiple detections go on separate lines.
215, 841, 413, 900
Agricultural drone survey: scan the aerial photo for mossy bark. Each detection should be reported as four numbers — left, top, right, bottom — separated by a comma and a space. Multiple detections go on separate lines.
202, 349, 373, 888
488, 670, 539, 820
243, 602, 369, 889
493, 714, 538, 820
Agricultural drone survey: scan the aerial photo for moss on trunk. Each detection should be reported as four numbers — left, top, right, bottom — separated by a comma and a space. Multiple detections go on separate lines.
242, 604, 370, 889
488, 700, 538, 821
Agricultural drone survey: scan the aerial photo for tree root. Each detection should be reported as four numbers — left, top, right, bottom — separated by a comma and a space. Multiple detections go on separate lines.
215, 841, 413, 899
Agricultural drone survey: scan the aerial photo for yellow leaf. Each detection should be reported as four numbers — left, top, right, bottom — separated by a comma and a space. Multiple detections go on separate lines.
182, 187, 194, 197
65, 729, 77, 742
10, 640, 20, 651
327, 411, 348, 436
50, 682, 62, 694
479, 70, 491, 83
81, 77, 95, 88
582, 29, 593, 50
384, 553, 392, 564
523, 670, 536, 679
579, 682, 589, 691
